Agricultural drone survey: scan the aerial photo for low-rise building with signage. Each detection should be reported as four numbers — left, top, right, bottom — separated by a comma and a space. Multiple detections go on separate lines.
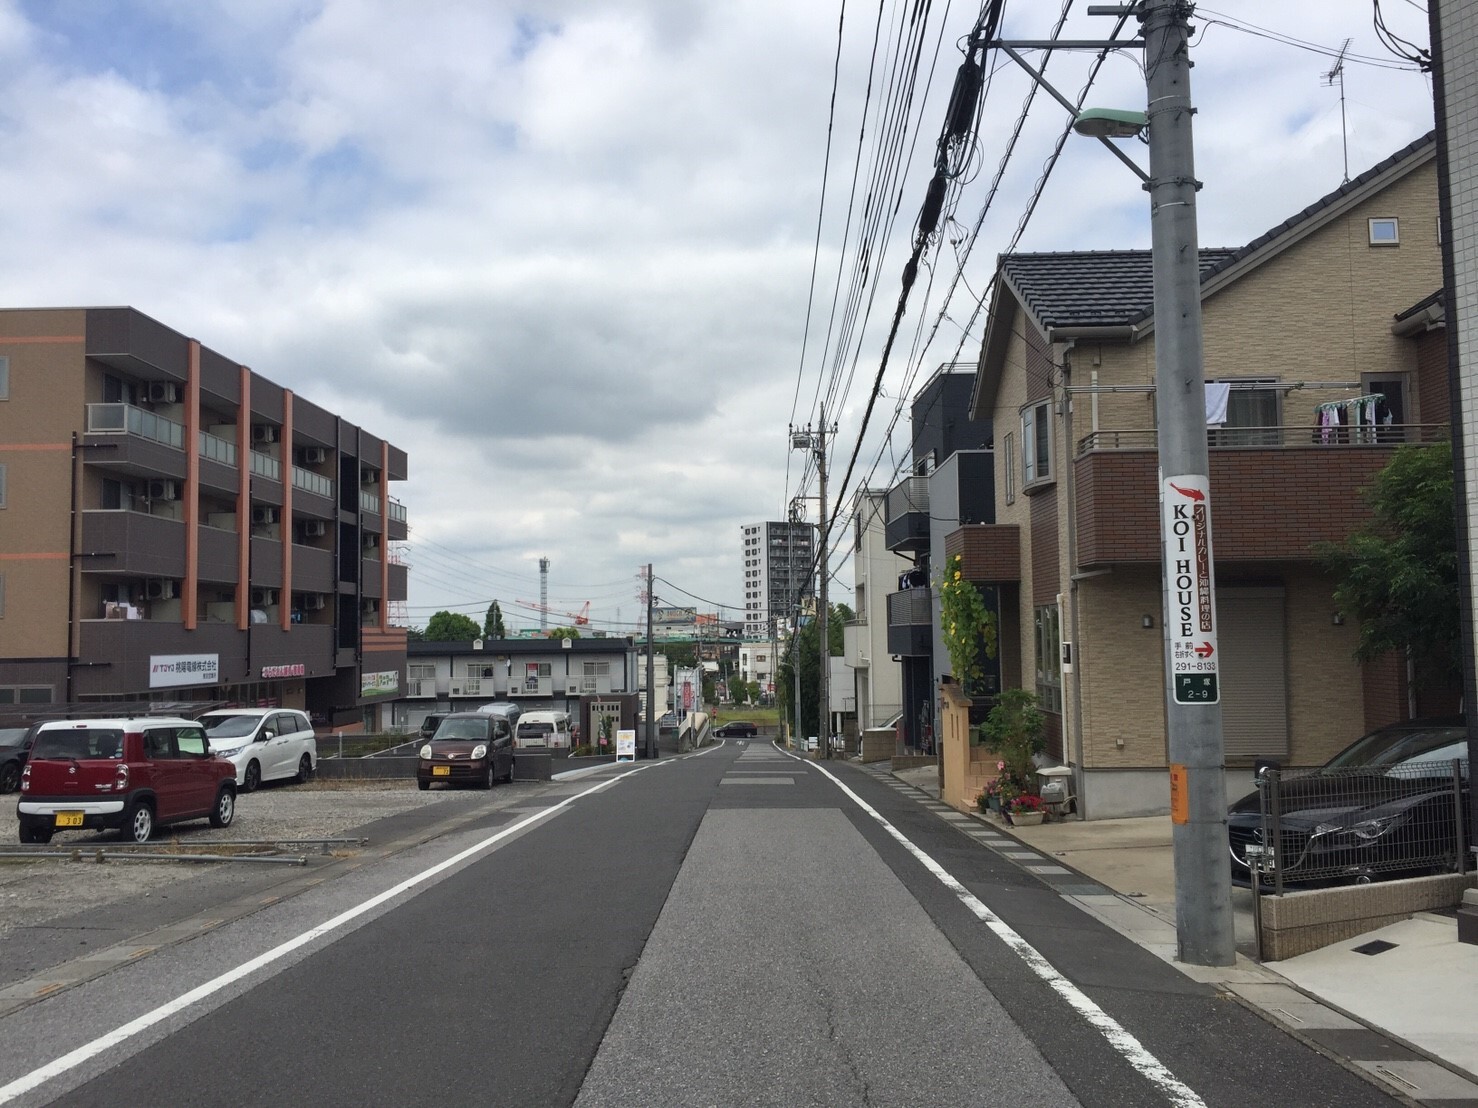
0, 306, 409, 730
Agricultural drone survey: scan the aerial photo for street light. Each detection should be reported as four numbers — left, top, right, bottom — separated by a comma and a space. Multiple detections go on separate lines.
1071, 107, 1148, 139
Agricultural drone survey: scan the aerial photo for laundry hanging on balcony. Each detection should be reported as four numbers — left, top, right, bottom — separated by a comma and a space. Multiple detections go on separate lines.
1204, 382, 1230, 426
1315, 393, 1388, 443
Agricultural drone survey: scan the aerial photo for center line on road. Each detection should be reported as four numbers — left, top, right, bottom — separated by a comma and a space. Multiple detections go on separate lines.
809, 759, 1208, 1108
0, 764, 654, 1106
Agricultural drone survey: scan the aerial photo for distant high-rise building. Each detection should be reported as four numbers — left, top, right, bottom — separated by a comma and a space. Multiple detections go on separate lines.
740, 521, 816, 640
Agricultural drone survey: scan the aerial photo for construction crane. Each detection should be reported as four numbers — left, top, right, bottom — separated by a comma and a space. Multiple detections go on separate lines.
513, 599, 590, 627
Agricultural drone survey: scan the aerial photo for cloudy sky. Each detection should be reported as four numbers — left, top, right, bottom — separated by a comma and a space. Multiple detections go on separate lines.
0, 0, 1436, 635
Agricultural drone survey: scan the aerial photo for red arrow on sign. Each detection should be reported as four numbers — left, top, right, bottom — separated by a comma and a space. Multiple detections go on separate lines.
1194, 642, 1215, 658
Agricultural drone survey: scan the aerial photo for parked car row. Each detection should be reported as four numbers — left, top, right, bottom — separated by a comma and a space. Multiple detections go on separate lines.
11, 706, 322, 845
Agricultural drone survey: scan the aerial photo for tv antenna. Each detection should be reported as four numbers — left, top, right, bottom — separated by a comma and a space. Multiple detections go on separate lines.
1323, 38, 1352, 184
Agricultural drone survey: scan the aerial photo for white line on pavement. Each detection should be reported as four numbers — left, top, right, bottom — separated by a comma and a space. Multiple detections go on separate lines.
0, 765, 652, 1106
811, 761, 1208, 1108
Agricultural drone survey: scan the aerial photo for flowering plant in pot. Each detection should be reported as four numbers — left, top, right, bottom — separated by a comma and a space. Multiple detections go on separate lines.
1006, 791, 1046, 825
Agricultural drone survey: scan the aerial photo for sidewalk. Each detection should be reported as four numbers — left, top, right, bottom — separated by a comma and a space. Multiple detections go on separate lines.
887, 762, 1478, 1101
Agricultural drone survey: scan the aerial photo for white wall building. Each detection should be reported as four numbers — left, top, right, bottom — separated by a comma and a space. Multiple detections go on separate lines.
843, 488, 910, 731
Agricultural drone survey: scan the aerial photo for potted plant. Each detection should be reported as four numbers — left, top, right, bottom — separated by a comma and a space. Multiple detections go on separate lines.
1006, 792, 1046, 826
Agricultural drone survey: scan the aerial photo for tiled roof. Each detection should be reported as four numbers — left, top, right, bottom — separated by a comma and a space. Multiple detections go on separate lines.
1002, 249, 1236, 329
1002, 131, 1437, 331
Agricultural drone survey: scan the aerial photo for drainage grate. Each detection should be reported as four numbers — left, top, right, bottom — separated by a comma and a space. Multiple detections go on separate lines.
1351, 939, 1399, 956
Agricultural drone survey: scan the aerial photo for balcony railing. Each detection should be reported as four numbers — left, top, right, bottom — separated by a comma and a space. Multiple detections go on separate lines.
198, 431, 237, 466
292, 466, 333, 498
250, 450, 281, 481
85, 403, 185, 450
388, 499, 407, 523
360, 489, 381, 514
1077, 423, 1448, 456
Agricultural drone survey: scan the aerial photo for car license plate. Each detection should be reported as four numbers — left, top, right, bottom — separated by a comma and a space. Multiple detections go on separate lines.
432, 765, 450, 776
55, 811, 85, 828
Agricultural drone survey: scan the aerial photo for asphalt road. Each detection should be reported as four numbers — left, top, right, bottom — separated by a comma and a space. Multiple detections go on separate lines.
0, 742, 1401, 1107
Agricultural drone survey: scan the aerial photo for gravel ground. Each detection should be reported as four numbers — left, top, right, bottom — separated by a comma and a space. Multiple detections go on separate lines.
0, 779, 496, 938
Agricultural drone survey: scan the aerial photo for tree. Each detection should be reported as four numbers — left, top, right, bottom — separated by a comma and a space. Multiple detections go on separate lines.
424, 610, 481, 642
936, 555, 999, 692
775, 603, 849, 739
484, 601, 507, 640
547, 626, 581, 640
1318, 441, 1460, 687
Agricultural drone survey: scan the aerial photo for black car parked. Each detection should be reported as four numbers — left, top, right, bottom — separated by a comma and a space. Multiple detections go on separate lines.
417, 712, 514, 791
1228, 718, 1470, 887
0, 726, 34, 793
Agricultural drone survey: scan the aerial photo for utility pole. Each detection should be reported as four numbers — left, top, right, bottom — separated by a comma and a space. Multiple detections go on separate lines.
645, 563, 656, 759
816, 405, 830, 759
1142, 0, 1235, 967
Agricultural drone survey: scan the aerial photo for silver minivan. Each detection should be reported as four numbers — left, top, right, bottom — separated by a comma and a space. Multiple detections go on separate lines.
200, 708, 317, 792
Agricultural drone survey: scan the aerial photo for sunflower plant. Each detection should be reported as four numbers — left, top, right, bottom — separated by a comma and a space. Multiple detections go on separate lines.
936, 554, 998, 689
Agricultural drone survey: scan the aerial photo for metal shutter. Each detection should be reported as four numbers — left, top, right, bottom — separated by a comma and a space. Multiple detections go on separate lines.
1218, 588, 1289, 758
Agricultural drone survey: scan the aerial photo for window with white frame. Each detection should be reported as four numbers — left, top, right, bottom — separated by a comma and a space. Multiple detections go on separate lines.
1003, 431, 1016, 505
1021, 402, 1052, 485
1034, 604, 1062, 713
1368, 217, 1399, 245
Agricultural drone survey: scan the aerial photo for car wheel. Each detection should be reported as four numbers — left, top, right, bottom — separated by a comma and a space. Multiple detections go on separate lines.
18, 819, 52, 845
244, 760, 262, 793
0, 761, 19, 794
122, 801, 154, 843
505, 757, 515, 784
295, 754, 313, 785
209, 785, 236, 828
417, 778, 430, 791
483, 763, 495, 790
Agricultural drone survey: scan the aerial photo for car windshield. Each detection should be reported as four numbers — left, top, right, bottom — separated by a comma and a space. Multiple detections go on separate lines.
203, 715, 261, 739
433, 719, 489, 741
32, 728, 124, 760
1322, 723, 1469, 772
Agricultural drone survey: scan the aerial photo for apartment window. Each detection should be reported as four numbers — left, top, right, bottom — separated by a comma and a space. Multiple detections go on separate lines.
582, 661, 610, 677
1003, 431, 1016, 505
465, 663, 496, 679
0, 463, 6, 508
1021, 402, 1052, 485
0, 685, 53, 704
1034, 604, 1063, 714
407, 664, 435, 681
0, 355, 8, 399
0, 572, 4, 618
1210, 379, 1280, 446
1368, 217, 1399, 245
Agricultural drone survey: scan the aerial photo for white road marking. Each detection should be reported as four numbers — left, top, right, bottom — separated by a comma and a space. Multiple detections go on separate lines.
0, 765, 652, 1105
809, 759, 1208, 1108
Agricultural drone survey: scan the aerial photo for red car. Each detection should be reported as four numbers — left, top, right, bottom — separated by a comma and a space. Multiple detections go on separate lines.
17, 717, 238, 844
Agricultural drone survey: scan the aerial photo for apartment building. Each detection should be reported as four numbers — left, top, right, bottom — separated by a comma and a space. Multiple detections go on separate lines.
0, 306, 409, 730
881, 364, 994, 750
962, 133, 1454, 818
741, 520, 816, 639
842, 488, 910, 732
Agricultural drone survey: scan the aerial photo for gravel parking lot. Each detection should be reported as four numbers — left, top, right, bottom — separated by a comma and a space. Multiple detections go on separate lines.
0, 779, 504, 938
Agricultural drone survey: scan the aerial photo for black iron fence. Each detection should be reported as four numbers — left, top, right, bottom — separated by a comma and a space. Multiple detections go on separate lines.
1230, 759, 1470, 895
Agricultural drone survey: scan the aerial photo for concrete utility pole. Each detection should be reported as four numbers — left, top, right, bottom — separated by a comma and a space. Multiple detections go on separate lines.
645, 563, 656, 759
816, 404, 830, 759
1142, 0, 1235, 966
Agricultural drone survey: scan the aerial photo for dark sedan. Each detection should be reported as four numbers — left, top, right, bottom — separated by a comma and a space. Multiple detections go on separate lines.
713, 721, 758, 738
1228, 719, 1470, 887
417, 712, 514, 791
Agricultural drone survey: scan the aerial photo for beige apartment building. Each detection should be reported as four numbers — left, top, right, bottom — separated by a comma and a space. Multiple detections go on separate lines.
954, 133, 1456, 818
0, 306, 409, 730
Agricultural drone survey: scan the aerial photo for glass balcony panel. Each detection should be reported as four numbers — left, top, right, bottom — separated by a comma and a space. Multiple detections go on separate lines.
250, 451, 281, 481
198, 431, 238, 466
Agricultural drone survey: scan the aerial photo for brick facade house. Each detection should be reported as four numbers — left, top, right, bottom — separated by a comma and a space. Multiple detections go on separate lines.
959, 134, 1456, 819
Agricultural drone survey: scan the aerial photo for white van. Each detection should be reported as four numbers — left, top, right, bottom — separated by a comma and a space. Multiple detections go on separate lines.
515, 710, 571, 751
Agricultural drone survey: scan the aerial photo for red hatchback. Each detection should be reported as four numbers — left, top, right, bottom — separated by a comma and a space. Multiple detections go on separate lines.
16, 717, 238, 844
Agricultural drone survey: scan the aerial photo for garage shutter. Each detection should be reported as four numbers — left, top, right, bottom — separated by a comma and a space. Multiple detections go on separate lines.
1218, 588, 1288, 758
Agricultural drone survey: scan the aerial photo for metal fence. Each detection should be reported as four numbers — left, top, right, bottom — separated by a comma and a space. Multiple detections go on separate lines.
1232, 759, 1470, 895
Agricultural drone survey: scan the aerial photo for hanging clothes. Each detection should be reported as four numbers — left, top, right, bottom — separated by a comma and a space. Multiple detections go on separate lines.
1204, 382, 1230, 427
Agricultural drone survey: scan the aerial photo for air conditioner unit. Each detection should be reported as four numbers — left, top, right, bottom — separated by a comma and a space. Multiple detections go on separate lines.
450, 686, 464, 697
360, 468, 377, 485
146, 381, 181, 404
301, 594, 326, 611
566, 682, 581, 695
146, 479, 179, 501
251, 507, 279, 525
301, 446, 328, 465
251, 588, 279, 606
301, 519, 328, 538
145, 579, 177, 600
252, 425, 278, 444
